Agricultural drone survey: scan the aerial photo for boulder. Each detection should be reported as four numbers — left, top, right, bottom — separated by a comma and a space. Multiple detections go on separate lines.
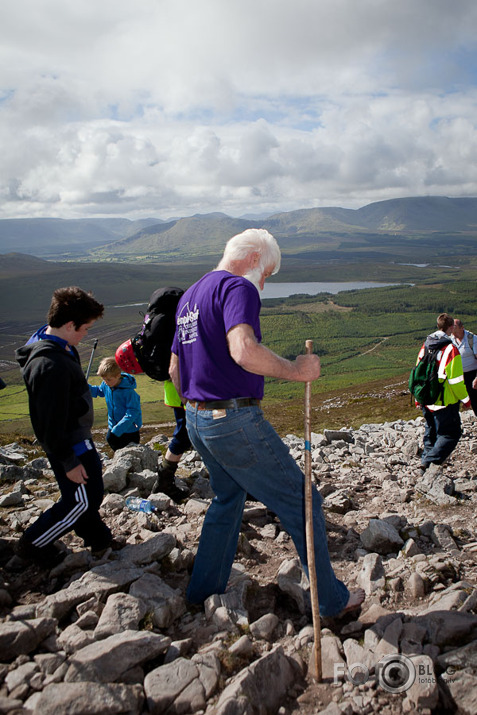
65, 630, 170, 683
30, 682, 144, 714
0, 617, 57, 660
360, 519, 404, 554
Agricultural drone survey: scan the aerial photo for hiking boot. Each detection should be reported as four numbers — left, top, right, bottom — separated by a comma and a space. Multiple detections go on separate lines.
15, 534, 66, 570
151, 459, 189, 503
90, 537, 125, 559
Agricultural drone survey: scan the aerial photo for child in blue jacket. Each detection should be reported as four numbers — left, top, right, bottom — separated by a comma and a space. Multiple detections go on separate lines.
90, 357, 142, 451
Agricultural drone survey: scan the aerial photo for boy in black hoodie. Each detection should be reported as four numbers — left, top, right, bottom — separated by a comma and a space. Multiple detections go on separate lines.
15, 286, 112, 567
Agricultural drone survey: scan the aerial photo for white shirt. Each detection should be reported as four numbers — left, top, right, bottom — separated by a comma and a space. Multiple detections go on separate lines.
451, 330, 477, 373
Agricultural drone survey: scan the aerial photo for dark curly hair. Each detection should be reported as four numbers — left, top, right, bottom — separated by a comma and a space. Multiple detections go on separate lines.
47, 286, 104, 329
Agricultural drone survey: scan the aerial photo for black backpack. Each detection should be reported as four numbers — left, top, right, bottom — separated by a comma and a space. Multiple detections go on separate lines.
408, 343, 447, 405
131, 287, 184, 381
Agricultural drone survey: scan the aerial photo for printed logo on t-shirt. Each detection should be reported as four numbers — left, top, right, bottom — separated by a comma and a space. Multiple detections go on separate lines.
177, 302, 200, 344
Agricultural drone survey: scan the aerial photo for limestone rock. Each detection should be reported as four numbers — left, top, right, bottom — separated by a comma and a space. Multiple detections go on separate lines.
405, 655, 439, 710
94, 593, 148, 639
415, 467, 456, 505
360, 519, 404, 554
431, 523, 459, 551
4, 661, 40, 694
358, 552, 385, 594
412, 611, 477, 647
324, 429, 354, 444
31, 682, 144, 714
0, 617, 57, 660
144, 653, 220, 715
118, 531, 176, 565
211, 646, 300, 715
437, 640, 477, 670
129, 572, 186, 628
277, 558, 309, 614
444, 669, 477, 714
65, 629, 170, 683
57, 624, 95, 655
35, 563, 145, 620
321, 634, 346, 680
323, 490, 355, 514
249, 613, 279, 641
374, 617, 403, 658
0, 488, 24, 507
204, 567, 251, 627
102, 462, 129, 492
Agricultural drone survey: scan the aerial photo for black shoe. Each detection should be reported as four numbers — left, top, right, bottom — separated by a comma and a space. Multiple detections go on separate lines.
151, 470, 189, 504
16, 535, 66, 569
90, 536, 125, 558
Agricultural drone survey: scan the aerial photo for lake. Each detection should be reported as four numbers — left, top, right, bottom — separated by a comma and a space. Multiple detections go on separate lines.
112, 281, 399, 308
261, 281, 398, 299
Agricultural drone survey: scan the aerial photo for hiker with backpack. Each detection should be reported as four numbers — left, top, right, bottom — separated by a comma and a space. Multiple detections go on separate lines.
451, 319, 477, 416
115, 286, 190, 502
410, 313, 471, 472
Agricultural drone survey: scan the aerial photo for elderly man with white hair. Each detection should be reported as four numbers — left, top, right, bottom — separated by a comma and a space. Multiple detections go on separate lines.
170, 228, 364, 617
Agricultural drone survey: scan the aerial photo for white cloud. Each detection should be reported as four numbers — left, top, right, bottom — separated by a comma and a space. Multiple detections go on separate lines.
0, 0, 477, 218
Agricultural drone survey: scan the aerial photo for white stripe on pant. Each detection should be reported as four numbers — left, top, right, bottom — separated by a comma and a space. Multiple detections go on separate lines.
32, 484, 88, 548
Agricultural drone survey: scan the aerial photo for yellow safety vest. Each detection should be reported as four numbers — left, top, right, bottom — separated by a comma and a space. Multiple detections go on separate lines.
164, 379, 182, 407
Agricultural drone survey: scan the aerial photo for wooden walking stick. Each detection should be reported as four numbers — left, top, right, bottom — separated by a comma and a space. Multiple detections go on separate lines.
304, 339, 322, 681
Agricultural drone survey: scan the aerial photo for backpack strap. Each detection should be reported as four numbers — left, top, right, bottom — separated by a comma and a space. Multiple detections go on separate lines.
467, 331, 476, 355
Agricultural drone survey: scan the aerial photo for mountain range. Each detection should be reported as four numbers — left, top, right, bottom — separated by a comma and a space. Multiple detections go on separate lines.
1, 196, 477, 260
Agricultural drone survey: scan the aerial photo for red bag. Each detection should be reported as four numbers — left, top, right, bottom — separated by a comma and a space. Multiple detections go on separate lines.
115, 339, 144, 375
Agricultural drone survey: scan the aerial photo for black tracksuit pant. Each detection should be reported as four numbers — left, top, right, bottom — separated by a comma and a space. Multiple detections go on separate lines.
25, 446, 111, 551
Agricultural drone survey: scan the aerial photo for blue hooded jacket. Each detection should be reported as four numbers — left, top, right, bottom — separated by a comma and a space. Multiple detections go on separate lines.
90, 373, 142, 436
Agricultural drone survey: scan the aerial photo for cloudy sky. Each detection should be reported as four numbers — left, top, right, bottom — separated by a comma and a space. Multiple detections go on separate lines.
1, 0, 477, 220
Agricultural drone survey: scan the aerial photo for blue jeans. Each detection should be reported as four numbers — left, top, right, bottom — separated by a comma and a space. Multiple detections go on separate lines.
185, 402, 349, 617
169, 407, 192, 456
422, 403, 462, 466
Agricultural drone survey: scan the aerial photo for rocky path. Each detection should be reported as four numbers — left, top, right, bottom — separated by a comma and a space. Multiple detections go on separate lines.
0, 412, 476, 714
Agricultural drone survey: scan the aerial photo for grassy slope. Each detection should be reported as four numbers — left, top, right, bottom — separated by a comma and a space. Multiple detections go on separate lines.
2, 258, 477, 443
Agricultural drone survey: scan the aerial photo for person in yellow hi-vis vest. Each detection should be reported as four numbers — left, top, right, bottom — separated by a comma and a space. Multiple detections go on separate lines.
150, 379, 191, 502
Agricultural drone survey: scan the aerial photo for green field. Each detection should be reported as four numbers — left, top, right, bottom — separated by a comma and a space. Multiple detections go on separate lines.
2, 256, 477, 442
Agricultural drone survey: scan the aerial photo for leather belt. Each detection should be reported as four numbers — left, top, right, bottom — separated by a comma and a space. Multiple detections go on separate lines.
187, 398, 261, 410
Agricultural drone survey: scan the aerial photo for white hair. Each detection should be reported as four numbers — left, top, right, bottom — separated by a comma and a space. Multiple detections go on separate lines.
221, 228, 281, 274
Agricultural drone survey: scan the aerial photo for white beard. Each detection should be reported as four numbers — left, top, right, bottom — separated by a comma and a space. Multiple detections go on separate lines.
243, 267, 263, 294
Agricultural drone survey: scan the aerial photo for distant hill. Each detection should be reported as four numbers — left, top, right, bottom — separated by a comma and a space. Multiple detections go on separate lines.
339, 196, 477, 231
1, 196, 477, 260
265, 196, 477, 235
97, 213, 259, 257
0, 253, 53, 278
0, 217, 161, 256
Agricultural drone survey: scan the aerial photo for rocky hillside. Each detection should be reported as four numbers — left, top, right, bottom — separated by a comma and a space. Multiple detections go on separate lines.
1, 412, 477, 714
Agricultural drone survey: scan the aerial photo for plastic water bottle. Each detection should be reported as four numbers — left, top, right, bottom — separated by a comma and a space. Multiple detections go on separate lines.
125, 497, 157, 514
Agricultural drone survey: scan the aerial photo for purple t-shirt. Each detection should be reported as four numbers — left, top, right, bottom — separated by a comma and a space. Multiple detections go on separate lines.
172, 270, 264, 401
